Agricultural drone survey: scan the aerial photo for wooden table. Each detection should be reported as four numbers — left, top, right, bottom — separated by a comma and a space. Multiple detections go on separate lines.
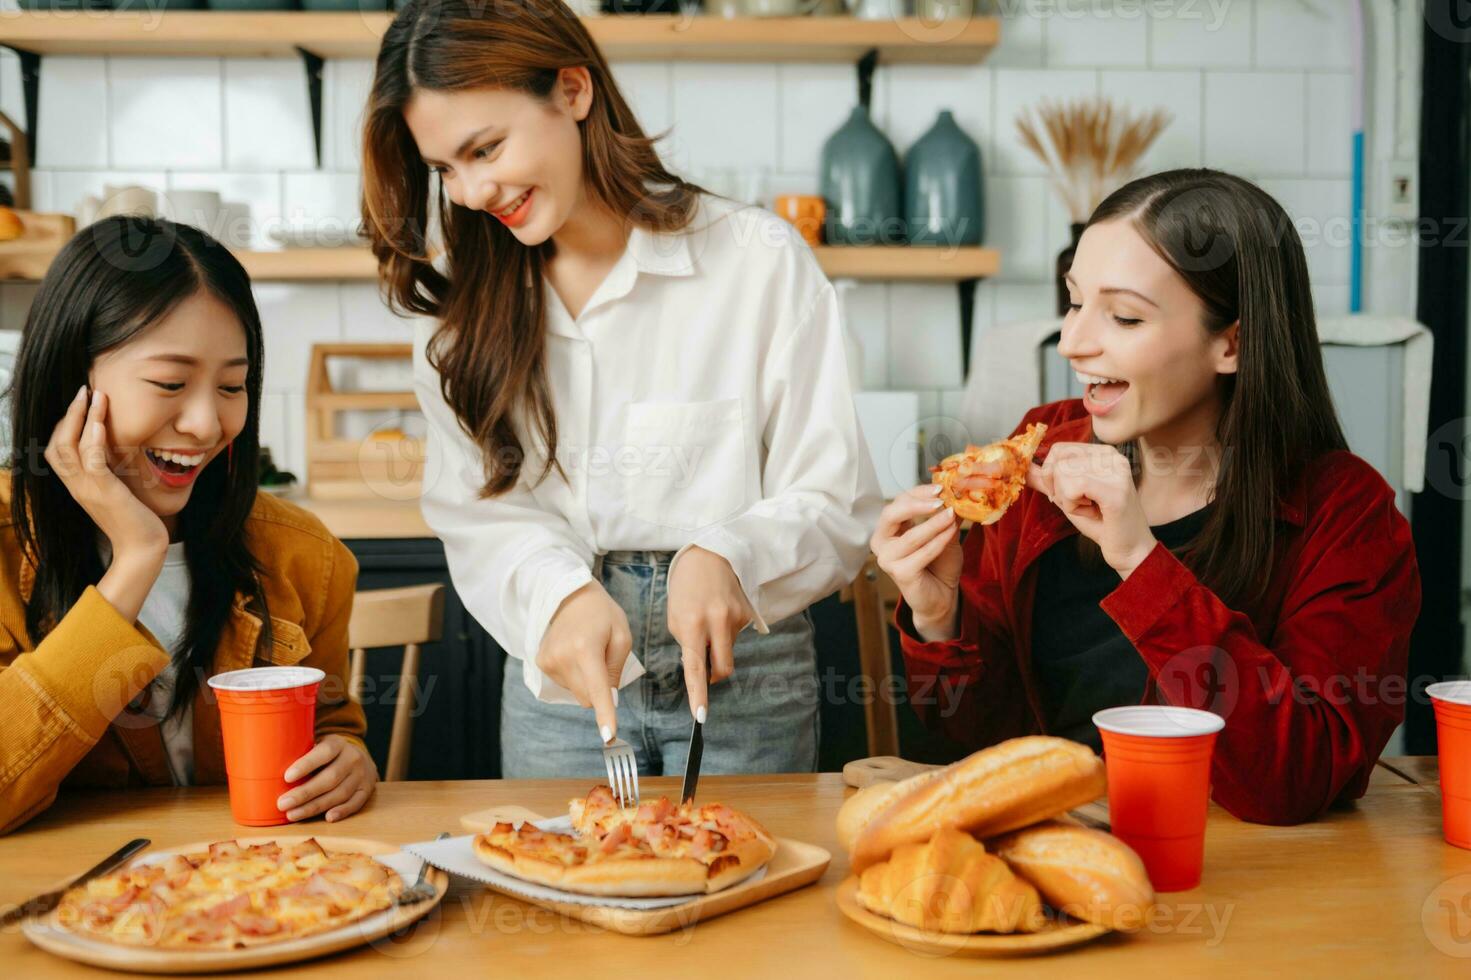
3, 766, 1468, 977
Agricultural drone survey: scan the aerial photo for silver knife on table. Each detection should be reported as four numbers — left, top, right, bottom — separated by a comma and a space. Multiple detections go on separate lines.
1, 837, 150, 926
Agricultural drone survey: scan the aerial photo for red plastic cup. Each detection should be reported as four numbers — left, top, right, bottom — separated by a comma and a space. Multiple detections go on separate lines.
207, 666, 324, 827
1093, 705, 1225, 892
1427, 681, 1471, 849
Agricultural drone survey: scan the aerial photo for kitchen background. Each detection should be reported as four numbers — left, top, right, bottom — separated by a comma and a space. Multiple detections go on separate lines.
0, 0, 1443, 772
0, 0, 1404, 488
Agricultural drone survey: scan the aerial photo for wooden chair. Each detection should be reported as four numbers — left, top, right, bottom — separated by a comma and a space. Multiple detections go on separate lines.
846, 555, 903, 757
347, 583, 446, 782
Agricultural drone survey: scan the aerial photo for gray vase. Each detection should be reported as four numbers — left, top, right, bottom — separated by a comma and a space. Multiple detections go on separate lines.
904, 110, 983, 247
820, 106, 903, 247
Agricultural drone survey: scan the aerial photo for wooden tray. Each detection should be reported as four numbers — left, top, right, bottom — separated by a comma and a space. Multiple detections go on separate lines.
0, 211, 74, 280
835, 876, 1110, 956
842, 755, 939, 788
305, 343, 423, 500
460, 804, 830, 936
21, 835, 448, 975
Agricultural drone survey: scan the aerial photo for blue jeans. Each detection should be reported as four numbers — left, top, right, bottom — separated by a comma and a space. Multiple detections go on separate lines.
501, 550, 820, 777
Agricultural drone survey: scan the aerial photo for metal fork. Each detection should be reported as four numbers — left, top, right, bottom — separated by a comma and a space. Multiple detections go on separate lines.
396, 832, 448, 905
602, 735, 640, 809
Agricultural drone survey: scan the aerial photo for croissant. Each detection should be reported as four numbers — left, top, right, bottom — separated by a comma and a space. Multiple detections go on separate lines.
856, 828, 1045, 934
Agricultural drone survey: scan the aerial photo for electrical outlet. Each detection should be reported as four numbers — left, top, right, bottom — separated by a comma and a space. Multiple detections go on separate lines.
1381, 159, 1417, 220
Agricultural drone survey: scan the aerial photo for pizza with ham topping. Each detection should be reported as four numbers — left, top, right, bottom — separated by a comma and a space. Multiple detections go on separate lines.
931, 422, 1047, 525
472, 785, 777, 897
53, 839, 402, 950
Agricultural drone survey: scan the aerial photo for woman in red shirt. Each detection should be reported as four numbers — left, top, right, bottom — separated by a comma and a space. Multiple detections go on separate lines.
871, 169, 1421, 826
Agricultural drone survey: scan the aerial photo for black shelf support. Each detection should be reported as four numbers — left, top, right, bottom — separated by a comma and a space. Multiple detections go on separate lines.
856, 47, 878, 111
0, 46, 42, 169
296, 46, 325, 169
958, 277, 979, 379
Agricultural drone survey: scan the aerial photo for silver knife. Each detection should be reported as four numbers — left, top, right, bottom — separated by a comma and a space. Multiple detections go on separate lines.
680, 714, 704, 804
0, 837, 149, 926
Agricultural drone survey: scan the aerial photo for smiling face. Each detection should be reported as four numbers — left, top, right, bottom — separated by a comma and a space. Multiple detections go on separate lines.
1059, 218, 1239, 452
87, 288, 251, 531
401, 70, 594, 246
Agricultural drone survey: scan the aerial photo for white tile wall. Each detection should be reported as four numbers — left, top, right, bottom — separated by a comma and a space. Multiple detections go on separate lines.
0, 0, 1371, 484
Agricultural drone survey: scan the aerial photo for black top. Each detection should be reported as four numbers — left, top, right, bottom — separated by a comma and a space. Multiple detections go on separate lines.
1029, 507, 1212, 751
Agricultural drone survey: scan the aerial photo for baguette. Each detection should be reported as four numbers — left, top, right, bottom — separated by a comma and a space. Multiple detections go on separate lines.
835, 767, 947, 855
850, 736, 1106, 873
990, 820, 1155, 931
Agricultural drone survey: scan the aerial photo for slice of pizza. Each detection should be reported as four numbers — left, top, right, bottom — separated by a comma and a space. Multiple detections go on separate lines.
930, 422, 1047, 525
475, 786, 777, 897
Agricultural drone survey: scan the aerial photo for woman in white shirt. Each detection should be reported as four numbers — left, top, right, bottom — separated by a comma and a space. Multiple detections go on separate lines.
361, 0, 881, 776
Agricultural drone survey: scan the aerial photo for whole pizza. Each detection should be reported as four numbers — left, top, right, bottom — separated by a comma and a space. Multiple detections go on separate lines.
54, 839, 402, 950
473, 785, 777, 897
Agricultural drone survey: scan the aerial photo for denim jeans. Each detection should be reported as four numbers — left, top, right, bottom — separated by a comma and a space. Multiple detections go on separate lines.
501, 550, 820, 777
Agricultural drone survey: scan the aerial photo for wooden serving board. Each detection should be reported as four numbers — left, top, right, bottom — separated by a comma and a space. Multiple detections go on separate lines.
835, 876, 1111, 956
459, 805, 830, 936
21, 835, 448, 975
842, 755, 941, 788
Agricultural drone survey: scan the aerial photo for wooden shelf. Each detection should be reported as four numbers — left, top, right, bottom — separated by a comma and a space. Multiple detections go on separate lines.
248, 244, 999, 282
814, 244, 998, 281
0, 11, 999, 62
237, 247, 377, 281
0, 243, 998, 283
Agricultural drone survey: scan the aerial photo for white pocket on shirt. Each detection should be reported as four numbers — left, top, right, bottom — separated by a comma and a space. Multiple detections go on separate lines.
623, 398, 747, 531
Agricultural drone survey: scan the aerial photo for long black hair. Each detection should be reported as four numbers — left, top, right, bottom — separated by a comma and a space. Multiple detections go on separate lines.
8, 215, 272, 715
1082, 168, 1348, 606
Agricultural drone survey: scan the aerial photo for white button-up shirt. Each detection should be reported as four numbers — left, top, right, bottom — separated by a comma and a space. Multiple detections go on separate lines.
412, 194, 883, 702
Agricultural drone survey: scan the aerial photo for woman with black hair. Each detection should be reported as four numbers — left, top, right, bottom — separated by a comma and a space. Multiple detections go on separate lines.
872, 168, 1422, 826
0, 216, 375, 834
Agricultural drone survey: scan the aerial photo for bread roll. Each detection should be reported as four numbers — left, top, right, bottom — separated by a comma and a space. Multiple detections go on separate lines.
835, 766, 947, 855
990, 820, 1154, 931
856, 827, 1045, 934
850, 736, 1106, 873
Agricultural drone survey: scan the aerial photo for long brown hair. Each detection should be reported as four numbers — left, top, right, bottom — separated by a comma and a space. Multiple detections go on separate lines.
1082, 168, 1348, 606
362, 0, 706, 495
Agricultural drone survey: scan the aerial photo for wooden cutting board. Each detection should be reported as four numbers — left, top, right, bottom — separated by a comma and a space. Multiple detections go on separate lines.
459, 805, 830, 936
841, 756, 941, 788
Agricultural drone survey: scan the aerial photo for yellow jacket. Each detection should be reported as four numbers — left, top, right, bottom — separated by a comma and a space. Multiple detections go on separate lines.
0, 474, 367, 834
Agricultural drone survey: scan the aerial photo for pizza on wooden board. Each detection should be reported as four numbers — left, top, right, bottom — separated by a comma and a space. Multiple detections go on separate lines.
472, 785, 777, 897
931, 422, 1048, 525
53, 839, 402, 951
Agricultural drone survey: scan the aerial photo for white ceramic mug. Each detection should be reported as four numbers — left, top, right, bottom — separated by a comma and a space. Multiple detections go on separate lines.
160, 189, 223, 235
97, 184, 158, 220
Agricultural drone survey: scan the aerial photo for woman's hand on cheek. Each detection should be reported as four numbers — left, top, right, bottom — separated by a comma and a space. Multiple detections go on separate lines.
44, 386, 168, 558
278, 734, 378, 823
1029, 443, 1157, 579
45, 387, 171, 621
667, 545, 753, 723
